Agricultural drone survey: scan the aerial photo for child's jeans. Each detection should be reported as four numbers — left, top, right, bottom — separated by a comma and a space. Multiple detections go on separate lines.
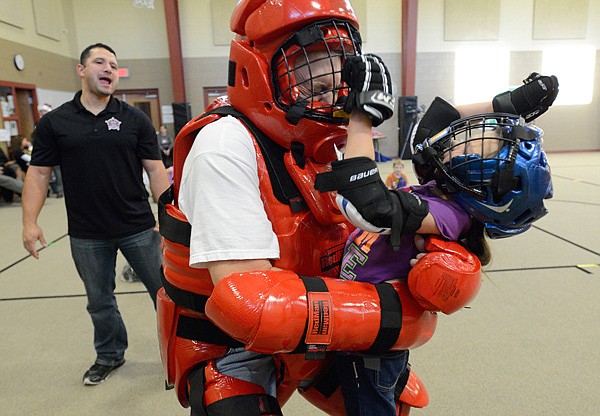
336, 350, 409, 416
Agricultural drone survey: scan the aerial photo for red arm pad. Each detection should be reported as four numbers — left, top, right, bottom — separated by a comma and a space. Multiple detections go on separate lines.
204, 270, 437, 354
407, 236, 481, 314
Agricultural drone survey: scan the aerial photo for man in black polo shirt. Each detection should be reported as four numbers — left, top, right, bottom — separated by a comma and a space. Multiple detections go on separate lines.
22, 43, 170, 386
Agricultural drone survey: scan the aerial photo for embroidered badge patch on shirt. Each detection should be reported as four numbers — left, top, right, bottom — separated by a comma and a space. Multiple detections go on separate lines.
105, 117, 122, 131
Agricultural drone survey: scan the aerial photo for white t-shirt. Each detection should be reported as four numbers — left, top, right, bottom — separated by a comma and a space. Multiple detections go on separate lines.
178, 116, 280, 268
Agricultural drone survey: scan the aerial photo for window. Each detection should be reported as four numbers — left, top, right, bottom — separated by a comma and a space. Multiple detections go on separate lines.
542, 46, 595, 105
454, 47, 509, 105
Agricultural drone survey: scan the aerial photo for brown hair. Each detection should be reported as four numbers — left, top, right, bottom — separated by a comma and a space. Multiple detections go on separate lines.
461, 220, 491, 266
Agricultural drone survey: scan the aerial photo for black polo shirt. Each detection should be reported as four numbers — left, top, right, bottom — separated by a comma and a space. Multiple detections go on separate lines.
31, 91, 161, 239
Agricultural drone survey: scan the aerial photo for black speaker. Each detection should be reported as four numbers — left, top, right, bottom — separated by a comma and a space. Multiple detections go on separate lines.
397, 96, 418, 160
172, 102, 192, 136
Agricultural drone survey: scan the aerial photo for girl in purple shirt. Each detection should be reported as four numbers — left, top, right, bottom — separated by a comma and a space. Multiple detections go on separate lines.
329, 104, 552, 415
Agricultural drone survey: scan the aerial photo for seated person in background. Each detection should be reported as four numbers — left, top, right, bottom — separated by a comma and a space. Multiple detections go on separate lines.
385, 159, 409, 190
1, 147, 23, 202
11, 136, 32, 180
0, 165, 24, 203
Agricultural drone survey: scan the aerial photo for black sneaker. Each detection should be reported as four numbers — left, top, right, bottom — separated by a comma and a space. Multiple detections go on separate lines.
120, 264, 140, 283
83, 359, 125, 385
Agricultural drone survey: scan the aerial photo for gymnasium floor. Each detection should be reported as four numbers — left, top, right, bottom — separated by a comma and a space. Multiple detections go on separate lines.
1, 152, 599, 416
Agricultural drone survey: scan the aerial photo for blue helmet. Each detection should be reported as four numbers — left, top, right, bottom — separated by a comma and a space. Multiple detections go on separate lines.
412, 113, 553, 239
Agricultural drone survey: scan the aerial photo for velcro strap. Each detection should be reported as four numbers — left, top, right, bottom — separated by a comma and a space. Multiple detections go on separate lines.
314, 157, 380, 192
206, 394, 282, 416
158, 186, 191, 247
393, 365, 411, 402
366, 282, 402, 353
176, 315, 244, 348
160, 268, 208, 313
189, 367, 282, 416
298, 276, 330, 360
189, 366, 208, 416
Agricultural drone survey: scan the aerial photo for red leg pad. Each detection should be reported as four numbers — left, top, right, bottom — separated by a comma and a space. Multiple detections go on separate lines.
399, 368, 429, 408
157, 288, 228, 407
201, 361, 267, 406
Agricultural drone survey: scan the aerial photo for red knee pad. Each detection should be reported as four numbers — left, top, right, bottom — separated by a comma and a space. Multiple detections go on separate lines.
187, 361, 282, 416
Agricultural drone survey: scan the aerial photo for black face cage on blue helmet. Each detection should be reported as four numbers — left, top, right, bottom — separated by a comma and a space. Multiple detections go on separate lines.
271, 19, 361, 125
413, 113, 553, 238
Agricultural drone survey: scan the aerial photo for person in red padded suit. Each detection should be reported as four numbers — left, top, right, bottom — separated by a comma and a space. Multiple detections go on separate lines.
157, 1, 558, 415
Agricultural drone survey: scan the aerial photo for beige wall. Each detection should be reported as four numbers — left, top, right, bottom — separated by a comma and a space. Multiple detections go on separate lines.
1, 0, 598, 153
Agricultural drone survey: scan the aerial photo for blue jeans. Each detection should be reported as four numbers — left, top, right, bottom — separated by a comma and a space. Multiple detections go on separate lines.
70, 228, 163, 366
215, 347, 277, 397
336, 350, 409, 416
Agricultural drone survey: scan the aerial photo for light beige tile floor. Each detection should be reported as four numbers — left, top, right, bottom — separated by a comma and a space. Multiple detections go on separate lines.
1, 152, 599, 415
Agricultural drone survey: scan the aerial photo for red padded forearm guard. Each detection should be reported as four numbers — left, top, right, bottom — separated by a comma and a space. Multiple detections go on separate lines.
204, 270, 437, 354
408, 236, 482, 315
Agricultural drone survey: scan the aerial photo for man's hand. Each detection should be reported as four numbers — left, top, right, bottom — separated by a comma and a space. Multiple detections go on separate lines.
493, 73, 559, 122
342, 54, 395, 127
23, 223, 47, 259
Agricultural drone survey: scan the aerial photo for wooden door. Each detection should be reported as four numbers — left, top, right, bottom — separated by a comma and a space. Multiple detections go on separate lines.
114, 89, 161, 130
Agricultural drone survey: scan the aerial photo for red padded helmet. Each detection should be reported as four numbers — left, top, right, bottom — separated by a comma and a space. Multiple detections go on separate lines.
228, 0, 362, 163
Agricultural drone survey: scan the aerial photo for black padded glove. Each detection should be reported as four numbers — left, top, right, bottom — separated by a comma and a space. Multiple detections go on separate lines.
492, 73, 559, 122
341, 54, 395, 127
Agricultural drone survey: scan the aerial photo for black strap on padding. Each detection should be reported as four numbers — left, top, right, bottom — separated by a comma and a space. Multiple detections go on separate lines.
158, 186, 191, 247
206, 394, 282, 416
290, 276, 330, 356
176, 315, 244, 348
300, 359, 341, 399
300, 275, 329, 293
188, 364, 283, 416
189, 365, 208, 416
293, 277, 403, 355
160, 269, 243, 348
290, 141, 306, 169
365, 282, 403, 354
160, 267, 208, 313
393, 364, 411, 402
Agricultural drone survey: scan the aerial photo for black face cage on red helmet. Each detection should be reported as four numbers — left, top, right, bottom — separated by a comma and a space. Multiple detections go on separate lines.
271, 19, 362, 125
